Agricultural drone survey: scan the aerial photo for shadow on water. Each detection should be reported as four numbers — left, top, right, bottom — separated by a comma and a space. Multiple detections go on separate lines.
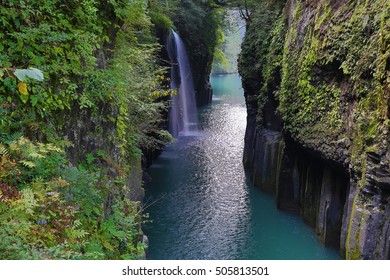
143, 73, 340, 260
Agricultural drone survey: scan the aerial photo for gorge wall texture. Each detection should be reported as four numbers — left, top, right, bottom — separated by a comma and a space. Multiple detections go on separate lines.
239, 0, 390, 259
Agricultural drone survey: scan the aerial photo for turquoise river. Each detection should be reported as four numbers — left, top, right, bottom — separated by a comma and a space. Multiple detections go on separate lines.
143, 73, 340, 260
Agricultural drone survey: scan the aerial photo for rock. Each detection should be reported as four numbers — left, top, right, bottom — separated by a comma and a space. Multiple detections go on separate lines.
252, 130, 284, 194
377, 177, 390, 192
142, 171, 152, 184
239, 0, 390, 260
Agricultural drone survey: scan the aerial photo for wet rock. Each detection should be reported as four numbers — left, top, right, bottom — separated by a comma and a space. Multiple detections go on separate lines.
317, 167, 346, 247
239, 0, 390, 259
252, 130, 284, 194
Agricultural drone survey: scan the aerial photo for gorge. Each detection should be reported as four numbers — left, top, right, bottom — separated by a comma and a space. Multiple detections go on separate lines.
0, 0, 388, 260
144, 73, 340, 259
145, 0, 390, 260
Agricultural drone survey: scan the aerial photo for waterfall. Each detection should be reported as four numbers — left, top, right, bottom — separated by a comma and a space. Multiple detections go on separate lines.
166, 30, 198, 137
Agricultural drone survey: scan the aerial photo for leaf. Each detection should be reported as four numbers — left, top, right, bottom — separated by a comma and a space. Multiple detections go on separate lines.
20, 160, 36, 168
14, 69, 27, 81
19, 93, 29, 104
0, 144, 8, 156
14, 68, 44, 82
30, 95, 39, 106
18, 82, 28, 95
85, 153, 95, 165
28, 68, 44, 81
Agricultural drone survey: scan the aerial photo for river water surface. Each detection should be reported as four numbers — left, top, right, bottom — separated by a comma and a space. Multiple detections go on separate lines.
143, 73, 340, 260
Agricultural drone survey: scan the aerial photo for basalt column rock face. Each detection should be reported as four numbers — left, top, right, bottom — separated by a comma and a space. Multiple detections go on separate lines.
277, 140, 348, 247
342, 152, 390, 259
252, 130, 285, 194
249, 131, 349, 247
239, 0, 390, 259
316, 167, 348, 247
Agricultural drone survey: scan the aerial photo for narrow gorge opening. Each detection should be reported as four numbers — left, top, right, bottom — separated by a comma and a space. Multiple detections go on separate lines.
143, 0, 389, 261
143, 6, 343, 259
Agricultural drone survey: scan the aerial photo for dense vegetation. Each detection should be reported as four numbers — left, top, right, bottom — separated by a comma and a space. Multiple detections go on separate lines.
0, 0, 174, 259
0, 0, 225, 259
239, 0, 389, 164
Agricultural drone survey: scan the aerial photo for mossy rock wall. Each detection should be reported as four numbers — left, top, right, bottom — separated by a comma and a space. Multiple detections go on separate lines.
239, 0, 390, 259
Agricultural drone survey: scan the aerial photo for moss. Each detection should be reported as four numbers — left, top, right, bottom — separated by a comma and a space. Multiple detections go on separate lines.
239, 0, 389, 259
345, 193, 361, 259
238, 1, 286, 129
243, 0, 389, 166
280, 1, 346, 135
292, 1, 302, 21
348, 244, 362, 260
149, 11, 174, 32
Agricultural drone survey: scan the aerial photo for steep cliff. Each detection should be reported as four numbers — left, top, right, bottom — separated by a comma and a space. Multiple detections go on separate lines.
0, 0, 171, 259
239, 0, 390, 259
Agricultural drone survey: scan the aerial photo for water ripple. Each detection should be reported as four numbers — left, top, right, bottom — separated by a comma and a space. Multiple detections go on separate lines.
144, 74, 340, 260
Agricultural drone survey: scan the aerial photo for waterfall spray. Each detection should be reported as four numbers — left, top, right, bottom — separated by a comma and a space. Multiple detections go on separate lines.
166, 30, 198, 137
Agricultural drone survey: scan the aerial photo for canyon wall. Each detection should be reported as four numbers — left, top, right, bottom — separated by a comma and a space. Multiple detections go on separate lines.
239, 0, 390, 259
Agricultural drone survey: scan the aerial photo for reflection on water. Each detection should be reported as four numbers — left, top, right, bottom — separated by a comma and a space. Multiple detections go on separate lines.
143, 74, 340, 260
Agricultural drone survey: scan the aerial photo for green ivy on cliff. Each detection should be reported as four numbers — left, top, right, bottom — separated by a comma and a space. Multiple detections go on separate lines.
237, 0, 285, 126
239, 0, 389, 164
0, 0, 173, 259
279, 0, 389, 168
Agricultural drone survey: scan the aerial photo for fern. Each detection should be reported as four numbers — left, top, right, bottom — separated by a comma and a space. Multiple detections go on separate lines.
1, 136, 145, 259
0, 143, 9, 156
65, 220, 89, 239
20, 160, 36, 168
19, 188, 38, 215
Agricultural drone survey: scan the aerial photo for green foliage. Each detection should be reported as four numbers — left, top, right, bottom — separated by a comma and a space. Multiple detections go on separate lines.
212, 10, 243, 74
0, 0, 101, 116
149, 0, 175, 32
240, 0, 389, 169
0, 0, 175, 260
167, 0, 224, 90
280, 23, 343, 133
93, 31, 171, 155
0, 0, 171, 150
237, 0, 285, 127
0, 137, 145, 259
0, 137, 64, 187
238, 1, 283, 82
